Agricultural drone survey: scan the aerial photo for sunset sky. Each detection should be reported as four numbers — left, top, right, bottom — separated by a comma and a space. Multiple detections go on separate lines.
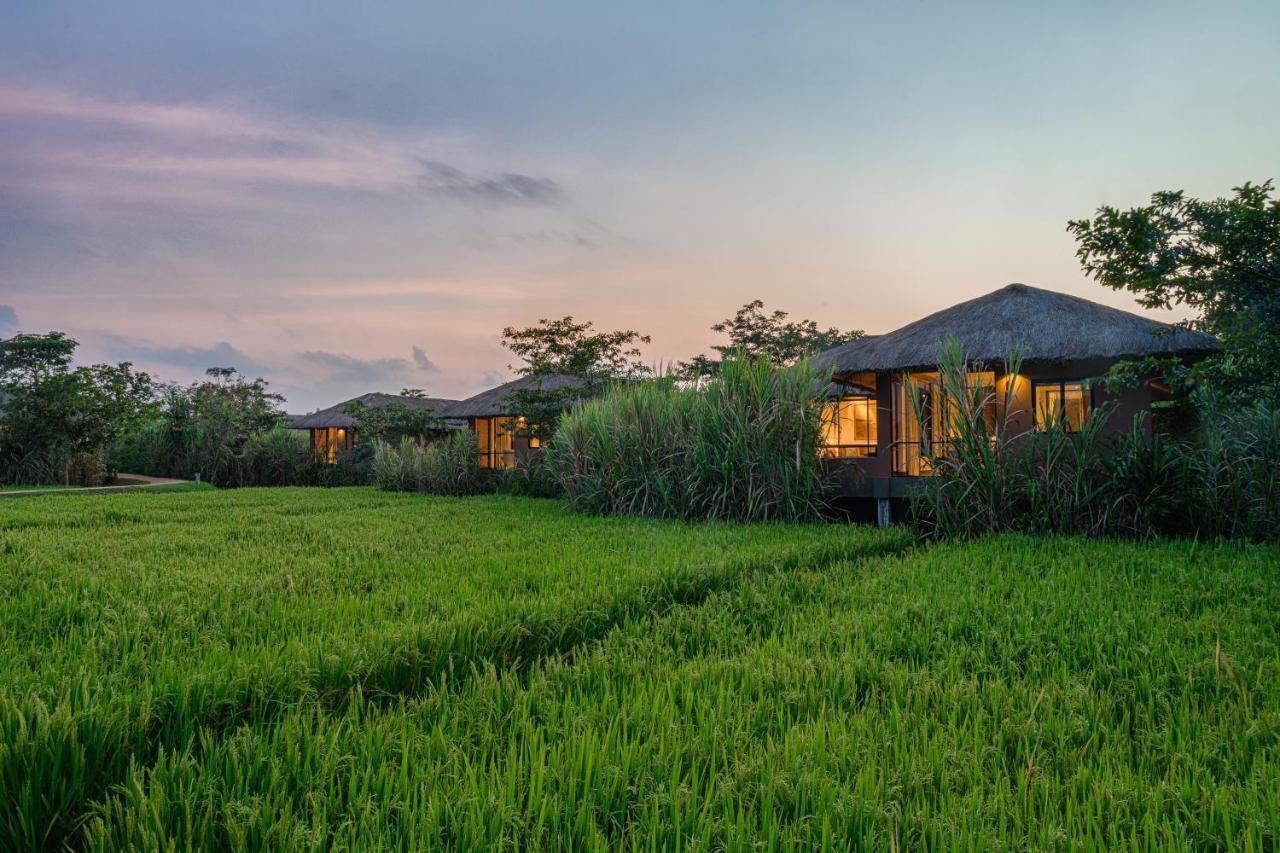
2, 2, 1277, 411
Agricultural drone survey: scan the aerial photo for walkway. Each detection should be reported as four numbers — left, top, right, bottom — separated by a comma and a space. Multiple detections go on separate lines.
0, 474, 192, 497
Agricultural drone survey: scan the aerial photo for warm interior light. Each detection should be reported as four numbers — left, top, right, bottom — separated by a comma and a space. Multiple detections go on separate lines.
820, 397, 877, 457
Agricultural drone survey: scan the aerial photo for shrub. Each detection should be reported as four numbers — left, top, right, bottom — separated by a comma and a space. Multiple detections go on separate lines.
239, 427, 316, 487
66, 449, 109, 487
372, 431, 487, 496
112, 422, 364, 488
106, 370, 348, 488
910, 339, 1280, 541
1100, 398, 1280, 540
550, 355, 829, 522
491, 452, 564, 498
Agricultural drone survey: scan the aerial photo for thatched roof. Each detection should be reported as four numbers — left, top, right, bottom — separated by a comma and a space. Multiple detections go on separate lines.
442, 374, 583, 418
817, 283, 1221, 374
289, 392, 458, 430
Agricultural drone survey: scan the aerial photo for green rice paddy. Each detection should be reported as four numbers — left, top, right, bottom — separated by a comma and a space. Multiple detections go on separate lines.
3, 489, 1277, 849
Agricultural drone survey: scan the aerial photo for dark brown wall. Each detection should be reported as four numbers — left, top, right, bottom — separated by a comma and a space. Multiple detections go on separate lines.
862, 378, 893, 479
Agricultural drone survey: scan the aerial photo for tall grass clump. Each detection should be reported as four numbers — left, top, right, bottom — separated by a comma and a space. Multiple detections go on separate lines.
372, 430, 486, 496
911, 337, 1280, 541
112, 420, 332, 486
1102, 397, 1280, 539
551, 355, 829, 521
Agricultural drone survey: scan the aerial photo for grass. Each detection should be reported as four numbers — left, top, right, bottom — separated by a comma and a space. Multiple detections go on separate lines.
909, 337, 1280, 542
4, 489, 1278, 849
77, 535, 1280, 851
551, 356, 831, 522
0, 487, 901, 850
0, 483, 80, 492
0, 482, 211, 499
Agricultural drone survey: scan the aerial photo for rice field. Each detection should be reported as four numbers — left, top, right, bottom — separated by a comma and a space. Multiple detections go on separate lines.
0, 487, 901, 850
4, 489, 1279, 849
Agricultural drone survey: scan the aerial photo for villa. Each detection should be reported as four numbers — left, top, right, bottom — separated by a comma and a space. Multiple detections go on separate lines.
442, 374, 581, 469
815, 283, 1221, 522
294, 285, 1221, 501
289, 392, 457, 462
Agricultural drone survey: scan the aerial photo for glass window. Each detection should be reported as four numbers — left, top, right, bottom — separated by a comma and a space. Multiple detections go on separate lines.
519, 417, 541, 449
475, 416, 516, 469
312, 427, 353, 464
821, 396, 877, 458
1035, 381, 1091, 432
891, 371, 997, 475
892, 378, 933, 476
492, 416, 515, 468
475, 417, 491, 468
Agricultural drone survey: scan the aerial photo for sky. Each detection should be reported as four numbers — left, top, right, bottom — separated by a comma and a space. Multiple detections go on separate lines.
1, 1, 1277, 411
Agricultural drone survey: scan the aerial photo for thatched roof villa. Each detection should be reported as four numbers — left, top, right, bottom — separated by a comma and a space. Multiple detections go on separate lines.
292, 285, 1220, 500
814, 283, 1221, 522
442, 374, 582, 469
290, 392, 457, 462
817, 283, 1218, 374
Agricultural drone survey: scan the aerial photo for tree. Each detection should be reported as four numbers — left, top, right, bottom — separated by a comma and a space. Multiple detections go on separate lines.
500, 316, 651, 441
0, 330, 77, 382
187, 367, 285, 437
680, 300, 863, 378
0, 332, 155, 484
343, 400, 446, 445
1068, 180, 1280, 402
122, 367, 292, 485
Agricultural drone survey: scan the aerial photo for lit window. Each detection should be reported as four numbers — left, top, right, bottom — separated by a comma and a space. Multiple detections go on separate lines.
1034, 381, 1091, 432
891, 371, 998, 475
821, 397, 877, 458
475, 417, 491, 467
311, 426, 354, 464
518, 417, 541, 449
475, 416, 516, 469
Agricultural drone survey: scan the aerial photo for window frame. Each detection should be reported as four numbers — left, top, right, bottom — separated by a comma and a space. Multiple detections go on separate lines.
1032, 379, 1094, 433
312, 426, 355, 464
820, 395, 878, 459
891, 370, 997, 476
474, 416, 517, 469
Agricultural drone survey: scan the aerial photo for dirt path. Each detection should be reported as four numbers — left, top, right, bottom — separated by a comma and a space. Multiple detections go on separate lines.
0, 474, 192, 497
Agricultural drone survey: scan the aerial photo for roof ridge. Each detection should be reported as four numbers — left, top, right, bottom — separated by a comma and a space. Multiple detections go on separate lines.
817, 283, 1220, 374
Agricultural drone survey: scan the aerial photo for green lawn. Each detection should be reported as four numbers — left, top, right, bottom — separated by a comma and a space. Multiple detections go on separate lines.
3, 489, 1278, 850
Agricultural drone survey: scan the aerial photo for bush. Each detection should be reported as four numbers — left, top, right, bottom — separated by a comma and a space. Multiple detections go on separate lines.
1100, 398, 1279, 540
491, 452, 563, 498
910, 340, 1280, 542
112, 422, 362, 488
550, 356, 829, 522
112, 420, 322, 484
372, 431, 487, 496
106, 370, 354, 488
